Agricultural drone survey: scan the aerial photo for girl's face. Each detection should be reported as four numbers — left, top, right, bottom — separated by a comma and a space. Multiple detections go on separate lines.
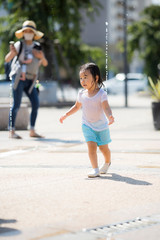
80, 70, 98, 90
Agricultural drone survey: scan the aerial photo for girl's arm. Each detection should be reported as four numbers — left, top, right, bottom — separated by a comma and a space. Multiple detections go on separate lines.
32, 50, 48, 67
22, 59, 32, 64
102, 100, 114, 125
59, 101, 82, 123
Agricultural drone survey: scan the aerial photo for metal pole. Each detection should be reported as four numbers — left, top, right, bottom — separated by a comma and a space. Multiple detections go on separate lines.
123, 0, 128, 107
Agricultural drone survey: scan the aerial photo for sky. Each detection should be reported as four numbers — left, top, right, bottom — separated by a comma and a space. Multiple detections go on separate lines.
152, 0, 160, 4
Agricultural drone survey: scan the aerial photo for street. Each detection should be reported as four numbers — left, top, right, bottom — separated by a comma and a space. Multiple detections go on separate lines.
0, 93, 160, 240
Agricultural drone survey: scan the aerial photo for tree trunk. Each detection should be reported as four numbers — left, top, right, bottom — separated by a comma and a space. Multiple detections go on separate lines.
40, 37, 60, 82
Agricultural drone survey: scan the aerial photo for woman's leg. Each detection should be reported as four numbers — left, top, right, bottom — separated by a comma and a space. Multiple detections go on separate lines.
9, 81, 24, 130
87, 141, 98, 168
25, 83, 43, 137
9, 81, 24, 138
99, 144, 111, 164
25, 85, 39, 129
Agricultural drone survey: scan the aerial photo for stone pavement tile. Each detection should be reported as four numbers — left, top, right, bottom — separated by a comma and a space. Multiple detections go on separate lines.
81, 214, 160, 240
116, 225, 160, 240
0, 94, 160, 240
41, 231, 106, 240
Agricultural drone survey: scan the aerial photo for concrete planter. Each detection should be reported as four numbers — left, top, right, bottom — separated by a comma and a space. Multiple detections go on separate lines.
0, 82, 10, 97
0, 104, 29, 130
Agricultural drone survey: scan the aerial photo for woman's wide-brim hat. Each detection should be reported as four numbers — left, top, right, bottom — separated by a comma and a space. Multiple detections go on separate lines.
15, 20, 44, 40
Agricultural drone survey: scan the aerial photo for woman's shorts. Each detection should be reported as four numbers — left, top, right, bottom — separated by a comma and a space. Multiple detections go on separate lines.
82, 124, 111, 146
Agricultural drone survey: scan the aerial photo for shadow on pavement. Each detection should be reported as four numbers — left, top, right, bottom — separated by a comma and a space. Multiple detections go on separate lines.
100, 173, 152, 185
0, 219, 21, 236
34, 138, 84, 144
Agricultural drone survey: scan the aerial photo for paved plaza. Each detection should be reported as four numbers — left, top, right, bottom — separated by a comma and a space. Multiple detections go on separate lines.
0, 93, 160, 240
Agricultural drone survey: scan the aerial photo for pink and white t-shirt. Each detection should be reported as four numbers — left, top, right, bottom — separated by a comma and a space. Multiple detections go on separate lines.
77, 88, 109, 131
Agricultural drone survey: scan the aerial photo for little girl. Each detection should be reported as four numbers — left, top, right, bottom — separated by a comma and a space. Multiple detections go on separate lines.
59, 63, 114, 178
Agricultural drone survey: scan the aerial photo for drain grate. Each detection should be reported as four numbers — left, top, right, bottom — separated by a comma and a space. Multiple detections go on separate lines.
83, 214, 160, 237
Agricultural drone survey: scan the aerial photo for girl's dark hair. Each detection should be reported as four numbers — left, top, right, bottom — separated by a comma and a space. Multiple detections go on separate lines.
80, 62, 103, 88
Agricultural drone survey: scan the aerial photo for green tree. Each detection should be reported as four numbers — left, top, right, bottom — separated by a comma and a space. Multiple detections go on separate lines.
128, 4, 160, 82
0, 0, 101, 83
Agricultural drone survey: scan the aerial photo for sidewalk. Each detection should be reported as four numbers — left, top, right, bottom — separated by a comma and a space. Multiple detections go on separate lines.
0, 93, 160, 240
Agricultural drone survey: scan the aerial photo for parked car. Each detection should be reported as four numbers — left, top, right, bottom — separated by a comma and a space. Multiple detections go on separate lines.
103, 73, 148, 95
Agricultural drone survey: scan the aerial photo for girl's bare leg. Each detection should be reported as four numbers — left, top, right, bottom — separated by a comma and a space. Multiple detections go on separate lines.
99, 144, 111, 174
87, 141, 98, 168
99, 144, 111, 164
20, 72, 26, 81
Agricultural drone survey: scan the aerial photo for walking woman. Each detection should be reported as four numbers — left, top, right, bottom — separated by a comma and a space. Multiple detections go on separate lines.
5, 20, 48, 139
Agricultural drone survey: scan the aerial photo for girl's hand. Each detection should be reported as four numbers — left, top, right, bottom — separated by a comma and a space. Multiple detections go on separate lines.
32, 49, 44, 59
33, 49, 48, 66
59, 114, 67, 124
108, 115, 114, 125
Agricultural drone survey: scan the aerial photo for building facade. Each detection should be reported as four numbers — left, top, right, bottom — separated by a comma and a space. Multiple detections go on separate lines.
81, 0, 154, 75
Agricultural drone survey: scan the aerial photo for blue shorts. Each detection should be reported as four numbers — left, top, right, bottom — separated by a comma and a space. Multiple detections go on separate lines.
82, 124, 111, 146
